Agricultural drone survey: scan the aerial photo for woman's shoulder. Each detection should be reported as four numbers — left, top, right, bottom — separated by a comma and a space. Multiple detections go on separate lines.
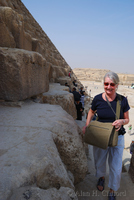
116, 93, 130, 108
91, 93, 104, 109
116, 93, 127, 101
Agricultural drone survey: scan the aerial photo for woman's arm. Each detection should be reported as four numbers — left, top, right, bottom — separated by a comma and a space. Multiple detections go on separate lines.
86, 108, 96, 126
123, 110, 129, 125
82, 108, 96, 134
112, 110, 129, 131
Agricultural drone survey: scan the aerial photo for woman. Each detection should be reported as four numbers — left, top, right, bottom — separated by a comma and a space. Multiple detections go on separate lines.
83, 71, 130, 200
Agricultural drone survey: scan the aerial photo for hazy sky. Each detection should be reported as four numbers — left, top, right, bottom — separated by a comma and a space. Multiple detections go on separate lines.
21, 0, 134, 74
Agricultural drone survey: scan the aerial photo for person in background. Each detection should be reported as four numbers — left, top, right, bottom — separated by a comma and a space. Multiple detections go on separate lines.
65, 82, 71, 92
68, 70, 71, 78
130, 140, 134, 154
75, 97, 84, 120
80, 91, 85, 109
83, 71, 130, 200
72, 87, 81, 103
73, 80, 77, 87
79, 86, 84, 95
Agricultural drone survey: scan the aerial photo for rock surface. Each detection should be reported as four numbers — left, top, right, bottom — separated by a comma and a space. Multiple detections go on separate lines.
0, 0, 84, 102
0, 102, 87, 200
42, 83, 77, 119
9, 186, 78, 200
0, 0, 71, 92
0, 6, 23, 49
0, 47, 49, 101
0, 1, 88, 200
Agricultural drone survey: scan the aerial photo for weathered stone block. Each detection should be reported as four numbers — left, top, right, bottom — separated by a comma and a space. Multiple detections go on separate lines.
0, 47, 49, 101
0, 7, 24, 48
0, 21, 16, 48
32, 38, 42, 53
0, 1, 70, 73
56, 76, 72, 86
23, 31, 32, 51
49, 65, 66, 82
0, 102, 87, 200
42, 83, 77, 119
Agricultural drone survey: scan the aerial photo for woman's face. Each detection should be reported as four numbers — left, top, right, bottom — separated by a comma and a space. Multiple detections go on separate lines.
104, 77, 118, 96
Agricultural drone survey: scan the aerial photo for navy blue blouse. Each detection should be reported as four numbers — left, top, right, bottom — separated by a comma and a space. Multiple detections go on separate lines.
91, 93, 130, 123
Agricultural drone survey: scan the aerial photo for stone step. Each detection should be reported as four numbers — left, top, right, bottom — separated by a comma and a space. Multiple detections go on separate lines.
42, 83, 77, 119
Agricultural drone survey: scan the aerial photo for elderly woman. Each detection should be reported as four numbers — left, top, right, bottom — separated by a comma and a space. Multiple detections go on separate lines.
83, 71, 130, 200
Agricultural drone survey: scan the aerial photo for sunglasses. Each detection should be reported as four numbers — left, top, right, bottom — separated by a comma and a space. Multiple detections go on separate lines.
104, 82, 116, 87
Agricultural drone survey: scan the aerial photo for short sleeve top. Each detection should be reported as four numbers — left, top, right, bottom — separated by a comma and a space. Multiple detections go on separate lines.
91, 93, 130, 123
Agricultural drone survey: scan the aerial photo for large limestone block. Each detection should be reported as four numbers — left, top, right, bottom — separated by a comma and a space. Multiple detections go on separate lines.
0, 47, 49, 101
0, 102, 87, 200
9, 186, 78, 200
0, 127, 73, 199
0, 19, 16, 48
0, 0, 14, 8
23, 31, 32, 51
42, 83, 77, 119
49, 65, 67, 82
32, 38, 42, 53
0, 1, 72, 77
57, 76, 72, 86
0, 6, 37, 51
0, 7, 24, 48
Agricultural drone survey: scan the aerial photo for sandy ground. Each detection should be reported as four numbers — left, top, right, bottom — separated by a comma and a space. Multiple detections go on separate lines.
81, 80, 134, 152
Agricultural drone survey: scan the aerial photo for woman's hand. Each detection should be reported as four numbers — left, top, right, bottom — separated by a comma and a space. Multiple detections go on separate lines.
112, 119, 124, 131
82, 125, 87, 134
112, 111, 129, 131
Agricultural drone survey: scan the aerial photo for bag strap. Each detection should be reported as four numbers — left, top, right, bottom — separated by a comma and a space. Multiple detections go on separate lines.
105, 93, 121, 120
116, 94, 122, 119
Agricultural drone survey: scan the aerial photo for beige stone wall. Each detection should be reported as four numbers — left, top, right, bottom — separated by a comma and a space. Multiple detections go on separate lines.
0, 48, 49, 101
0, 0, 69, 68
0, 2, 87, 200
0, 0, 72, 101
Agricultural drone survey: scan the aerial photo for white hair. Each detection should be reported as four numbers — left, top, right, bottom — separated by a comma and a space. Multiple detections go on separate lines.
103, 71, 119, 85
